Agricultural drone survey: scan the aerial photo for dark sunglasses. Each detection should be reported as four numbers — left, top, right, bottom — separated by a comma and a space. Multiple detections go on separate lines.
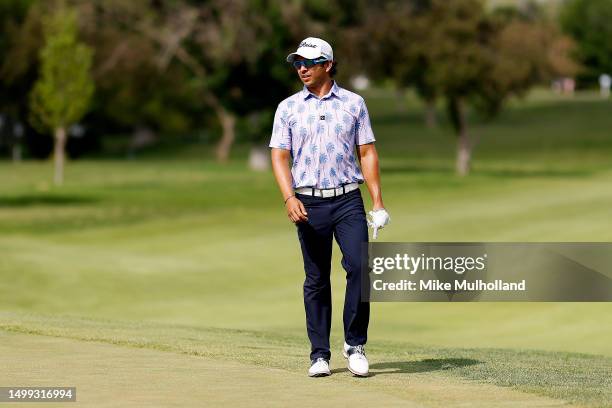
292, 57, 328, 69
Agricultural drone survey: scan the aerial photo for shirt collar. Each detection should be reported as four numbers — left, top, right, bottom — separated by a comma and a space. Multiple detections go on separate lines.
302, 80, 341, 100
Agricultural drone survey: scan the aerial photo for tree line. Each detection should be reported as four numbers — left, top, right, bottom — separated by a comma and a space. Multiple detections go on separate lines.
0, 0, 609, 182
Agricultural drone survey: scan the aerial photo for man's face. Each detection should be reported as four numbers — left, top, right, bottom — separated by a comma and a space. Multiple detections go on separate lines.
294, 56, 332, 87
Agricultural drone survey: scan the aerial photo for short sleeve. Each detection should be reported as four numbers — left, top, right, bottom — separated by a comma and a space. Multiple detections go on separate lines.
269, 102, 291, 150
355, 98, 375, 145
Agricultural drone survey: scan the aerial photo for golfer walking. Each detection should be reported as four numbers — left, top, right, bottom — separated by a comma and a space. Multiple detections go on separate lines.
270, 37, 389, 377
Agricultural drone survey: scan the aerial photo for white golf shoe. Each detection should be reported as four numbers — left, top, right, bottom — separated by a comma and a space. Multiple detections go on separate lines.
343, 342, 369, 377
308, 357, 331, 377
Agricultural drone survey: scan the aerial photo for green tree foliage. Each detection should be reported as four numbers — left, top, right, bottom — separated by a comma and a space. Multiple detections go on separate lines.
0, 0, 583, 170
0, 0, 39, 120
364, 0, 577, 175
202, 0, 297, 156
21, 0, 308, 160
29, 5, 94, 184
294, 0, 369, 83
77, 1, 199, 137
560, 0, 612, 84
0, 0, 38, 159
138, 0, 300, 161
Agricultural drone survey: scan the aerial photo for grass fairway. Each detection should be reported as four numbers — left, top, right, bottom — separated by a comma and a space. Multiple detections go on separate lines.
1, 317, 598, 408
1, 89, 612, 407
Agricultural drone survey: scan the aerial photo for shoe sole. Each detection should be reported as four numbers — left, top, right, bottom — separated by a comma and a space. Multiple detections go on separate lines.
343, 350, 369, 377
308, 371, 331, 377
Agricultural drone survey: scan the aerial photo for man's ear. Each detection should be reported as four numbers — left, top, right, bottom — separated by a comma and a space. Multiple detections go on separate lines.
325, 61, 333, 73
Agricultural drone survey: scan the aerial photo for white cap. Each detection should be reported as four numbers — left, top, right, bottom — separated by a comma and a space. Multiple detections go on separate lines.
286, 37, 334, 63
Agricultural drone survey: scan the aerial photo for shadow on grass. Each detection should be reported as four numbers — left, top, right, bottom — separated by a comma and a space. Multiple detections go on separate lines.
0, 194, 100, 207
381, 163, 592, 178
380, 164, 453, 175
475, 168, 593, 179
332, 358, 481, 377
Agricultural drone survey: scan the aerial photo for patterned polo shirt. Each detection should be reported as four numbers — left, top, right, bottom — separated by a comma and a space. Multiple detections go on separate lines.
269, 81, 376, 189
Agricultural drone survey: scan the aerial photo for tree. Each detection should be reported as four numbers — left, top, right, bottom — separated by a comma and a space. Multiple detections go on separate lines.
364, 0, 578, 176
363, 1, 441, 127
76, 1, 199, 147
560, 0, 612, 85
29, 5, 94, 185
129, 0, 299, 163
0, 0, 41, 160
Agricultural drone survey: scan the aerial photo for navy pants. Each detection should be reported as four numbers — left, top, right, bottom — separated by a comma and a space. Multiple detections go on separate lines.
296, 188, 370, 361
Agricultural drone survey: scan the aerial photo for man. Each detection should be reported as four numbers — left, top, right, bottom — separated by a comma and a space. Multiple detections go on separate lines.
269, 37, 390, 377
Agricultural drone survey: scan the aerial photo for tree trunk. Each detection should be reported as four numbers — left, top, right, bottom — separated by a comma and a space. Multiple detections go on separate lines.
395, 89, 406, 113
456, 128, 471, 176
447, 97, 471, 176
54, 126, 67, 185
248, 145, 270, 171
11, 120, 23, 163
12, 144, 22, 163
215, 106, 236, 163
425, 98, 437, 128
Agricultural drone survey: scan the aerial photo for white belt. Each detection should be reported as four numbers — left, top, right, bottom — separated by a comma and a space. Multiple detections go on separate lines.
295, 182, 359, 198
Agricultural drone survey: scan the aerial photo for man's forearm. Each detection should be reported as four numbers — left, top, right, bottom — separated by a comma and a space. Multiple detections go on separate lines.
358, 145, 384, 210
270, 148, 295, 202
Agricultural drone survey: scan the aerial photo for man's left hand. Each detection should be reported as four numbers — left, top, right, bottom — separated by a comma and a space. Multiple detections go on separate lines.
367, 208, 390, 239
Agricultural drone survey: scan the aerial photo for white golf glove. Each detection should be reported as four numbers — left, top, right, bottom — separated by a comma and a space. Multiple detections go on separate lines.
367, 208, 390, 239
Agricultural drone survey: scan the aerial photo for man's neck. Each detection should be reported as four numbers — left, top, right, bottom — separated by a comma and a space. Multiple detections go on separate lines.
307, 79, 333, 99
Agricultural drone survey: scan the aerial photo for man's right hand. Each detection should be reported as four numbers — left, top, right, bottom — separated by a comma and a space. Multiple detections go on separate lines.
286, 196, 308, 223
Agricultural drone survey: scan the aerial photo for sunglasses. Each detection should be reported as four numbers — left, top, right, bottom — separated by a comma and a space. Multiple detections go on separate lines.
292, 57, 328, 69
